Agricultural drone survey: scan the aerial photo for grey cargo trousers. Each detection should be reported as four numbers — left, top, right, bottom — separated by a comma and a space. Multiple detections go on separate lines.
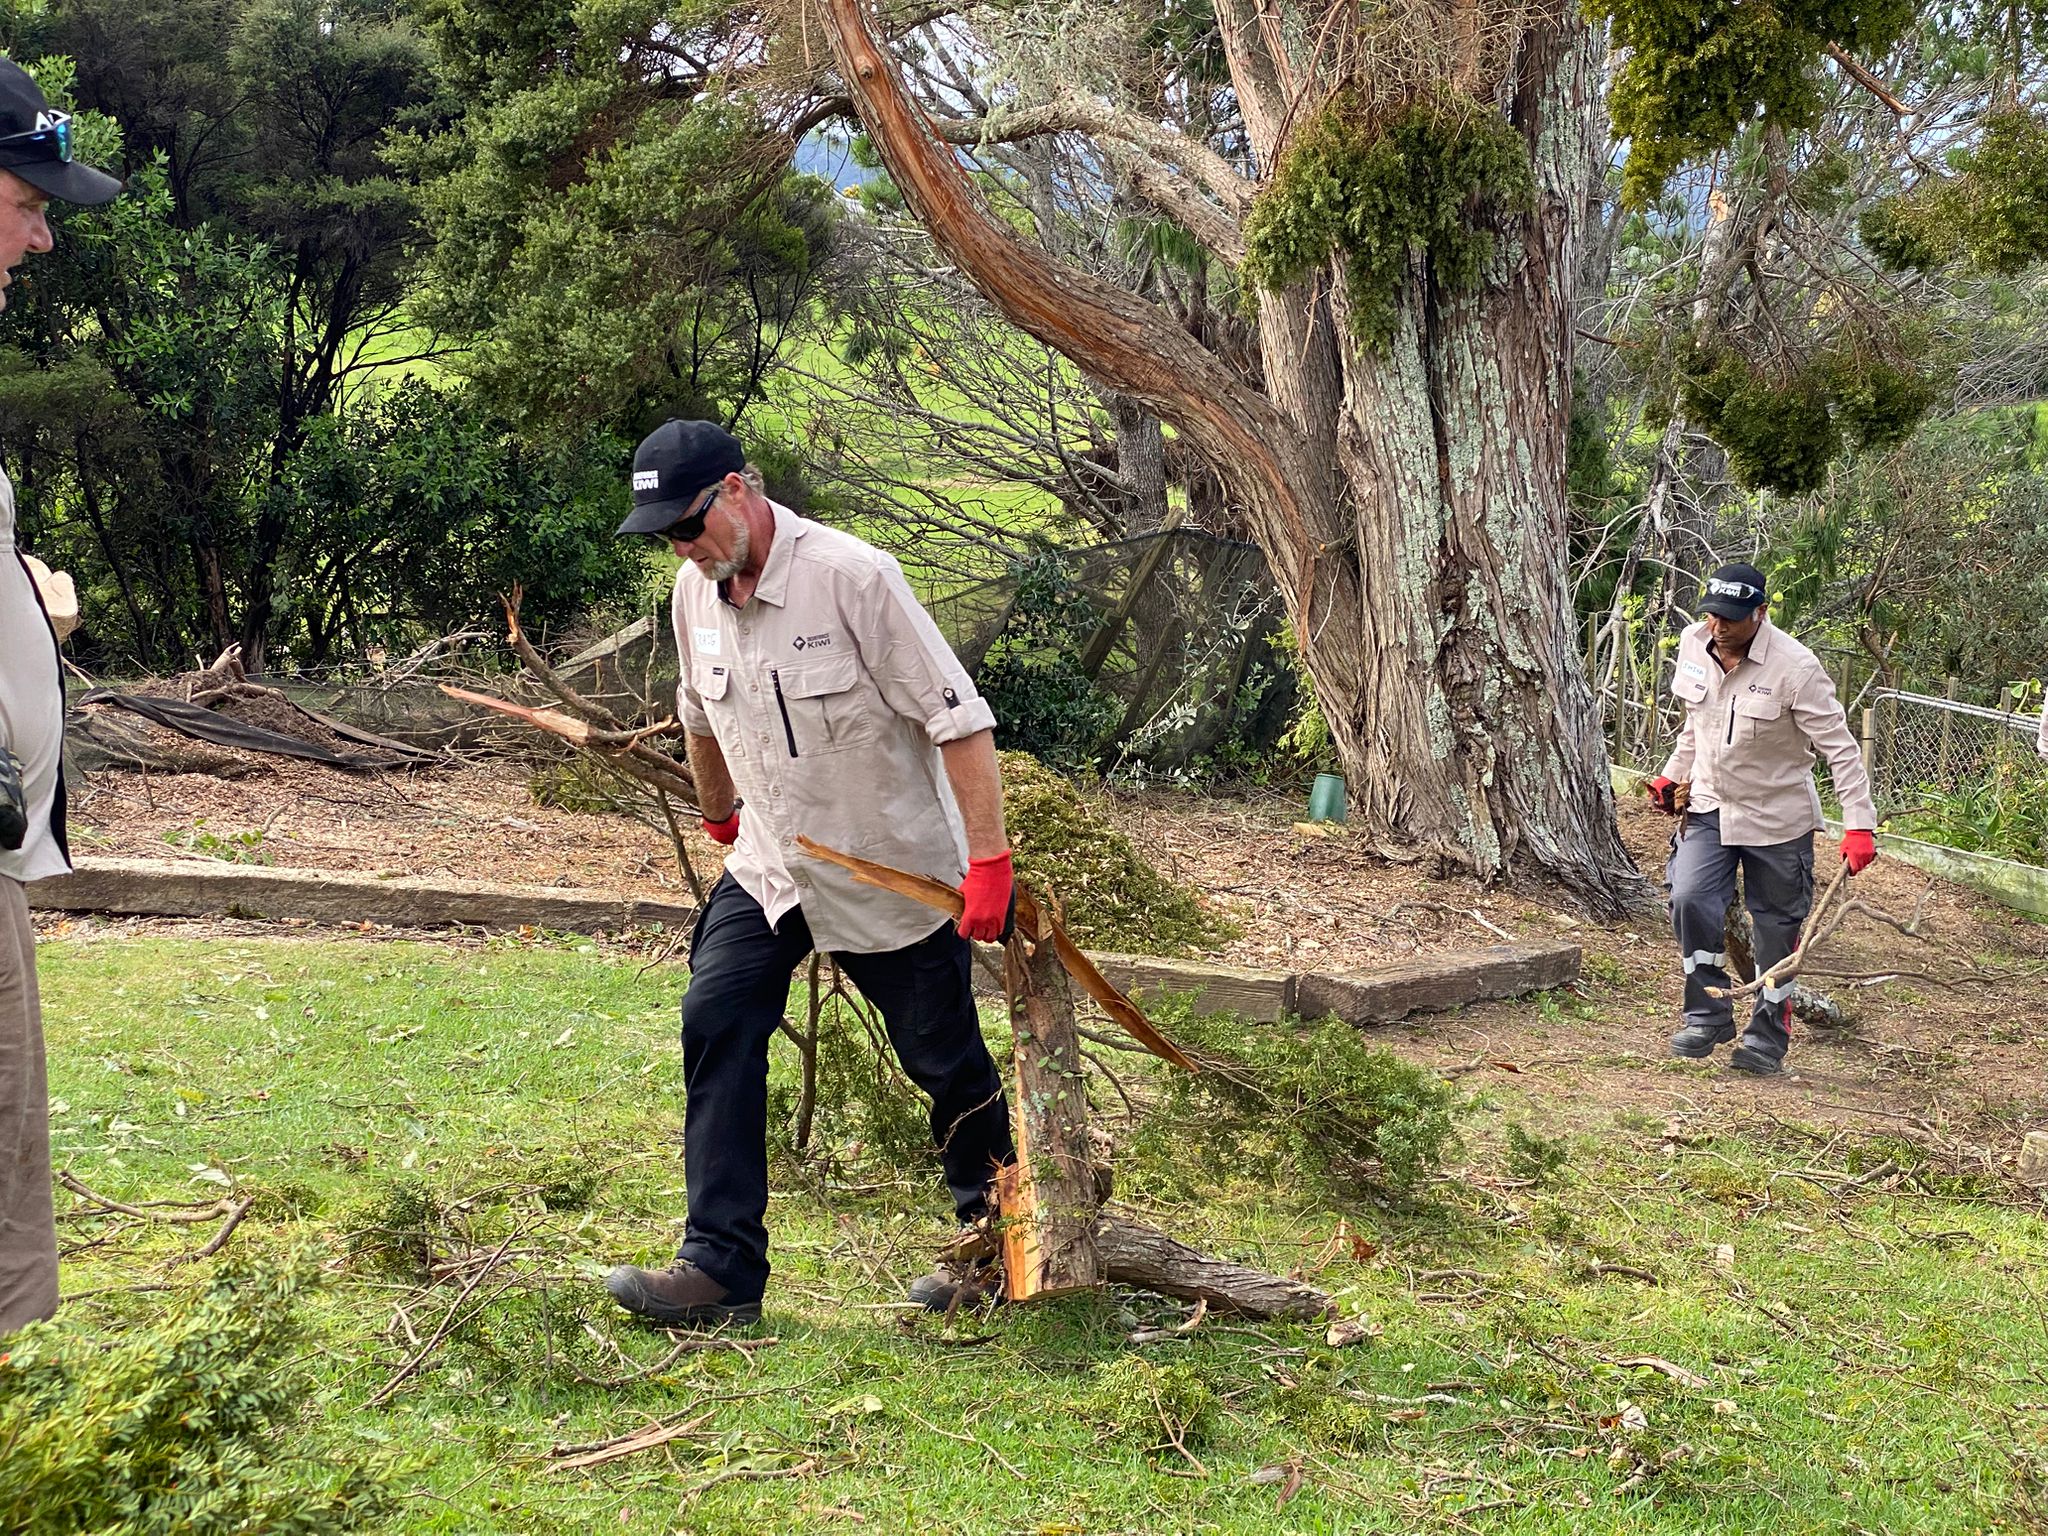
1666, 808, 1814, 1059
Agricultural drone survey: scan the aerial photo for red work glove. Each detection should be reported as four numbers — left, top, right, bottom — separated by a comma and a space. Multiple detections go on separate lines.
1841, 829, 1877, 874
1647, 776, 1680, 814
702, 808, 741, 845
957, 850, 1014, 943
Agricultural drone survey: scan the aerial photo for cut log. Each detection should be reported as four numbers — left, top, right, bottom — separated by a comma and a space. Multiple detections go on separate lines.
1094, 1215, 1332, 1321
998, 902, 1102, 1302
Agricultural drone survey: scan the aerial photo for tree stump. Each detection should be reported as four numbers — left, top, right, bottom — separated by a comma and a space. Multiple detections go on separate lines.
997, 900, 1103, 1300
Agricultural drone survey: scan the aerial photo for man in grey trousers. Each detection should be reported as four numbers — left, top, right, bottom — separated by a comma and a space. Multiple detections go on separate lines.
0, 57, 120, 1334
1645, 564, 1879, 1076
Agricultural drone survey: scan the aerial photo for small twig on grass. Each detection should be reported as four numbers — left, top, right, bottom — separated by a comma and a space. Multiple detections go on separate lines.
897, 1405, 1027, 1480
1584, 1263, 1661, 1285
59, 1171, 236, 1223
567, 1330, 779, 1387
168, 1196, 256, 1265
678, 1457, 821, 1505
549, 1410, 715, 1471
368, 1229, 523, 1408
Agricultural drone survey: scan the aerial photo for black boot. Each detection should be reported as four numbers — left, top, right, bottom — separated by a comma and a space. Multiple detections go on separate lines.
1670, 1019, 1737, 1059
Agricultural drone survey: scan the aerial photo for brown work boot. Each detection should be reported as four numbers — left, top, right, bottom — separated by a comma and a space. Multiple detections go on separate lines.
603, 1260, 761, 1327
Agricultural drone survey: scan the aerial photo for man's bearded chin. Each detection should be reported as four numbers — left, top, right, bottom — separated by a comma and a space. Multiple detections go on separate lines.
701, 514, 750, 582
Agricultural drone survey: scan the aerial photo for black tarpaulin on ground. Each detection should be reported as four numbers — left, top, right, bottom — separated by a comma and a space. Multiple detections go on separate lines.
77, 690, 420, 771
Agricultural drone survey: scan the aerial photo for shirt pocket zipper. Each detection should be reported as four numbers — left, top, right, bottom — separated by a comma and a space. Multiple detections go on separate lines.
771, 668, 799, 758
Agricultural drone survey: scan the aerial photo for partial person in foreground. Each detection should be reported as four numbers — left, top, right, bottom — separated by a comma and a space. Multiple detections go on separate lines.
1645, 563, 1879, 1077
602, 420, 1016, 1327
0, 56, 121, 1334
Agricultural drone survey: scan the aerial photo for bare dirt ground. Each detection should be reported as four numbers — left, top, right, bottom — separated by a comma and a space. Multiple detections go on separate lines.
59, 758, 2048, 1167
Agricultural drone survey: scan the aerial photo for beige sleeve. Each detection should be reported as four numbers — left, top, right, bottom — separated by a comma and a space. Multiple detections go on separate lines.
847, 557, 998, 744
670, 571, 710, 735
2036, 695, 2047, 759
1792, 664, 1877, 830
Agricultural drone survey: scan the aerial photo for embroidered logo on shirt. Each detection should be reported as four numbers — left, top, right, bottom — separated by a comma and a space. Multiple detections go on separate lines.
693, 626, 722, 655
792, 633, 834, 651
1747, 683, 1774, 696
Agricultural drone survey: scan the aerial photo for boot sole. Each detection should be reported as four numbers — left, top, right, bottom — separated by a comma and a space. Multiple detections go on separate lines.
604, 1270, 762, 1328
1669, 1034, 1736, 1059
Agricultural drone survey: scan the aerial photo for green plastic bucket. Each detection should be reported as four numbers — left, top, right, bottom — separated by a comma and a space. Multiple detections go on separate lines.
1307, 771, 1347, 824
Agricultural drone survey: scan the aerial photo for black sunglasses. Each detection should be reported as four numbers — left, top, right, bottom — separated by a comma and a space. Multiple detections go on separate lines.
652, 483, 721, 545
1706, 578, 1763, 602
0, 115, 71, 166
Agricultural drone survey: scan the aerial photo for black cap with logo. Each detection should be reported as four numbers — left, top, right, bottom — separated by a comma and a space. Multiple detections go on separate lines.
1699, 562, 1769, 619
617, 419, 745, 537
0, 59, 121, 206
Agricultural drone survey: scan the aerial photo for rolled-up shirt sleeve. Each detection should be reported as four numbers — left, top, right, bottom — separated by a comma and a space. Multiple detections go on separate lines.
849, 557, 997, 743
670, 574, 711, 735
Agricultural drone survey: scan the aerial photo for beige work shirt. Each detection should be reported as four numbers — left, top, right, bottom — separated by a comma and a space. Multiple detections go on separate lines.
672, 501, 997, 953
1, 469, 69, 884
1659, 617, 1877, 846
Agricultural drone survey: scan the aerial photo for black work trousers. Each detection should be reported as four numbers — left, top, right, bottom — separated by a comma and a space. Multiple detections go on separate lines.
1667, 809, 1815, 1058
676, 873, 1013, 1301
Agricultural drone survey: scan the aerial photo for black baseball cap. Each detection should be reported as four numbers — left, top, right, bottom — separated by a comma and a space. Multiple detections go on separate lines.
0, 59, 121, 206
617, 419, 746, 537
1699, 562, 1768, 619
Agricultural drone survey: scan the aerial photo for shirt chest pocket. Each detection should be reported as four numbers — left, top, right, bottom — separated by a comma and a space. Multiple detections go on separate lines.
768, 652, 877, 759
692, 661, 748, 759
1729, 694, 1786, 746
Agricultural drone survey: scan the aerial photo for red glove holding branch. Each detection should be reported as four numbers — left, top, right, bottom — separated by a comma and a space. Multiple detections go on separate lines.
702, 808, 741, 845
1840, 829, 1877, 874
1646, 777, 1680, 815
957, 850, 1014, 943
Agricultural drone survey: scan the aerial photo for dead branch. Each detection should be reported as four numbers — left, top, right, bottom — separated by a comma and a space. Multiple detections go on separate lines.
550, 1410, 715, 1471
167, 1196, 257, 1265
368, 1229, 523, 1408
59, 1171, 237, 1224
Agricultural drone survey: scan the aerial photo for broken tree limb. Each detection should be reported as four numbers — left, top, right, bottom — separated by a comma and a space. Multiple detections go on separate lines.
792, 835, 1195, 1070
998, 898, 1103, 1302
1093, 1217, 1333, 1321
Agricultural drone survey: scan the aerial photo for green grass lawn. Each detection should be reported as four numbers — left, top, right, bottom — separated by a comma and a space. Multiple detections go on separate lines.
30, 930, 2048, 1534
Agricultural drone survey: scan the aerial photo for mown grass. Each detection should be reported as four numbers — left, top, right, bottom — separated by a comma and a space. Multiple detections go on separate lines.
36, 929, 2048, 1534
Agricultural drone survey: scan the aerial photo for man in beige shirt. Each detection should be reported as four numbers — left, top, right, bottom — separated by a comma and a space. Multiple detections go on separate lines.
603, 420, 1015, 1326
1647, 563, 1879, 1075
0, 56, 122, 1336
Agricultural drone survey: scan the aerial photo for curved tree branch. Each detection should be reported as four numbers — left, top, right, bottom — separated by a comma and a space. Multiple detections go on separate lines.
816, 0, 1319, 584
928, 94, 1257, 217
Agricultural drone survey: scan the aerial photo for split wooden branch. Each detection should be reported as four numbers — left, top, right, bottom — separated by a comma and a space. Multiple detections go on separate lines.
792, 835, 1194, 1070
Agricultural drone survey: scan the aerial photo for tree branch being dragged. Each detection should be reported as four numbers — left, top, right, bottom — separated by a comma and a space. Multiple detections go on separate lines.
440, 588, 705, 902
796, 837, 1331, 1322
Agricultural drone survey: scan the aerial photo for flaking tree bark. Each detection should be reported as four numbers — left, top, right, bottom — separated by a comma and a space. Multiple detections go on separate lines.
819, 0, 1648, 912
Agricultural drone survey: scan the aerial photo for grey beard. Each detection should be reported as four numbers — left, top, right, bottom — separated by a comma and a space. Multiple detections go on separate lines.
702, 514, 750, 582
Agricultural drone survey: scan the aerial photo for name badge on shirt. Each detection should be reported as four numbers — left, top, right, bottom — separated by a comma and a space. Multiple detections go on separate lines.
1680, 659, 1707, 680
693, 626, 722, 656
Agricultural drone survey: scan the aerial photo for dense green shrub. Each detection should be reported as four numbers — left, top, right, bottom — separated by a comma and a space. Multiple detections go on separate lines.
1128, 1001, 1462, 1202
0, 1258, 399, 1535
1001, 752, 1235, 956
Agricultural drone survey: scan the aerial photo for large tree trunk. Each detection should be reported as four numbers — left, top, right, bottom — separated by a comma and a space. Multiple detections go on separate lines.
821, 0, 1649, 912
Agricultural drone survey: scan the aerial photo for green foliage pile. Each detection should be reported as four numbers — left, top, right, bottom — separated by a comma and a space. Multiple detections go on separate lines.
1241, 89, 1533, 348
1000, 751, 1234, 956
0, 1258, 398, 1535
1675, 343, 1934, 494
1862, 109, 2048, 275
1128, 1001, 1462, 1201
1084, 1356, 1219, 1454
1594, 0, 1917, 205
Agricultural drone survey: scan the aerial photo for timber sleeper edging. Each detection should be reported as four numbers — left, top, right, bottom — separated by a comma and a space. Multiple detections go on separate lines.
29, 855, 1581, 1026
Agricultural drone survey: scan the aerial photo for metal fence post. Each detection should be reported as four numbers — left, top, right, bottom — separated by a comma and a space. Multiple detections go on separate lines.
1937, 675, 1958, 781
